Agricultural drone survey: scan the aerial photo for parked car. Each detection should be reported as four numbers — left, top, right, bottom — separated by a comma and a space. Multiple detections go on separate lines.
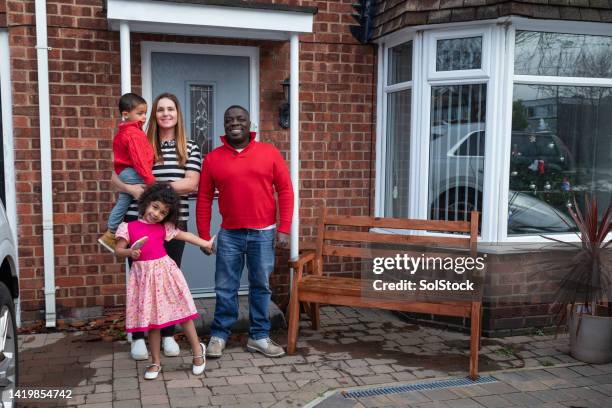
0, 202, 19, 405
429, 123, 576, 233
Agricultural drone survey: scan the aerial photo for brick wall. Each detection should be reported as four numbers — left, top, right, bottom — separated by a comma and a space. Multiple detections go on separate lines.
7, 0, 376, 323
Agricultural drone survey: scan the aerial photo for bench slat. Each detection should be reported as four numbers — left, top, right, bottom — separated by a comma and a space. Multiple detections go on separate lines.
321, 245, 474, 260
324, 230, 471, 248
325, 215, 472, 232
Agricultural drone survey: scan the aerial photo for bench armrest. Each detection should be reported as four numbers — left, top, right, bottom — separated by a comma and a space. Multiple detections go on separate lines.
288, 251, 316, 270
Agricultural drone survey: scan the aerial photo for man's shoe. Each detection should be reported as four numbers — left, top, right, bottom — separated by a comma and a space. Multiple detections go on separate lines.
162, 336, 180, 357
246, 337, 286, 358
98, 230, 116, 253
206, 336, 226, 358
131, 338, 148, 360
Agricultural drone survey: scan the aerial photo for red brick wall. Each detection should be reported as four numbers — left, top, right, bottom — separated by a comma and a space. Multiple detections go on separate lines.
7, 0, 376, 323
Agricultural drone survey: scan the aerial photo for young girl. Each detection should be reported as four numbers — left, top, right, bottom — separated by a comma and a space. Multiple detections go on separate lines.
114, 183, 214, 380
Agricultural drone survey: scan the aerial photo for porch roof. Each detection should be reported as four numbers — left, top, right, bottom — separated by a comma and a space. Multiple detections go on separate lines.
106, 0, 316, 40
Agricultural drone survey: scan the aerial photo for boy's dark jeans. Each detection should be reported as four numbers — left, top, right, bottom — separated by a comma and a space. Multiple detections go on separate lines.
131, 221, 187, 340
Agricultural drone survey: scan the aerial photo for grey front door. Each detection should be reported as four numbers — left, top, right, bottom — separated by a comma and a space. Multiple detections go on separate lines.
151, 51, 251, 295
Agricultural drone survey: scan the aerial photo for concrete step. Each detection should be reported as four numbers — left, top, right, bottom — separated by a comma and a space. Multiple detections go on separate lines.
192, 296, 287, 336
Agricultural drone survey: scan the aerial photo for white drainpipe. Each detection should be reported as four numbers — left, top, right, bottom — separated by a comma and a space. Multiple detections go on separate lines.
34, 0, 56, 328
120, 21, 131, 94
289, 34, 299, 288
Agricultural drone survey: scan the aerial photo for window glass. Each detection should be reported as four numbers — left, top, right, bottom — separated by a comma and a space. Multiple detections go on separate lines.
436, 37, 482, 71
384, 90, 411, 218
514, 31, 612, 78
388, 41, 412, 85
429, 84, 486, 225
509, 84, 612, 235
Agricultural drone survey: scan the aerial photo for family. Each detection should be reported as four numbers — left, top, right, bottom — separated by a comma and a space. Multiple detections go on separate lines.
98, 92, 294, 380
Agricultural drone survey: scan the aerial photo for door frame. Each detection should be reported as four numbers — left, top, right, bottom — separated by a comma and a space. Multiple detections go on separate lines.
141, 41, 260, 133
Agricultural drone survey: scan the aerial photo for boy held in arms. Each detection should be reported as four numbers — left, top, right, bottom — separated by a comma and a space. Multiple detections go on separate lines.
99, 93, 156, 252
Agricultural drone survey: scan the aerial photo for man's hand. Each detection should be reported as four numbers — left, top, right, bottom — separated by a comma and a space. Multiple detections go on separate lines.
276, 232, 290, 249
200, 240, 216, 256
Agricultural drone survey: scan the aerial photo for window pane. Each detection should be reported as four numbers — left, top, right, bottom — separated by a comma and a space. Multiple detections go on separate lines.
429, 84, 487, 225
388, 41, 412, 85
436, 37, 482, 71
515, 31, 612, 78
384, 90, 411, 218
189, 84, 214, 156
509, 84, 612, 235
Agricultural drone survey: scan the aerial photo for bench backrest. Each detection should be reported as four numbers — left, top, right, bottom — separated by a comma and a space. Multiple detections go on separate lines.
314, 205, 479, 276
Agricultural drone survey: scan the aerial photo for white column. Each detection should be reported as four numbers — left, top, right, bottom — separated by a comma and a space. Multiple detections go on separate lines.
35, 0, 56, 328
120, 21, 131, 94
289, 34, 299, 265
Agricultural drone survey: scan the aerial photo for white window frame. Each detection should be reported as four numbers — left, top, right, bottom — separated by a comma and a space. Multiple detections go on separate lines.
376, 18, 612, 245
500, 20, 612, 243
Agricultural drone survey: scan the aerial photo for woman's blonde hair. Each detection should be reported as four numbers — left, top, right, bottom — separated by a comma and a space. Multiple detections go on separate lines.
146, 93, 188, 167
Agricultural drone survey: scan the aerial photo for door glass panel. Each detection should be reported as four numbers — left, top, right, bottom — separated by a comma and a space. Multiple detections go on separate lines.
189, 84, 214, 156
436, 37, 482, 71
429, 84, 487, 226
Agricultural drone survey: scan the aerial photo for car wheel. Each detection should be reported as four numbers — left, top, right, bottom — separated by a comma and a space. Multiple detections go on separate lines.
432, 188, 482, 221
0, 281, 18, 407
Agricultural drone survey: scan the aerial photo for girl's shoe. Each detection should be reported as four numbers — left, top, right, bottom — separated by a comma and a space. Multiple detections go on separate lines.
192, 342, 206, 375
144, 364, 162, 380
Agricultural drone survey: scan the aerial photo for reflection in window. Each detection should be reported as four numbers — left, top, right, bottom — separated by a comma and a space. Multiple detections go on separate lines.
384, 90, 411, 218
189, 84, 214, 156
436, 37, 482, 71
429, 84, 486, 224
515, 31, 612, 78
509, 84, 612, 234
388, 41, 412, 85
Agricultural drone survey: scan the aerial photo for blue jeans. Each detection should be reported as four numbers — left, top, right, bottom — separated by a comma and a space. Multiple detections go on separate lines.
108, 167, 144, 232
211, 228, 275, 341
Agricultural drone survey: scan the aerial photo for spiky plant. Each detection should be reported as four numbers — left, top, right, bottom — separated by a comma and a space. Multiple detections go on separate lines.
544, 194, 611, 329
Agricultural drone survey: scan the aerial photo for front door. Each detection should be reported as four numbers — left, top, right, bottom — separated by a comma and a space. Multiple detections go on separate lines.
151, 51, 252, 295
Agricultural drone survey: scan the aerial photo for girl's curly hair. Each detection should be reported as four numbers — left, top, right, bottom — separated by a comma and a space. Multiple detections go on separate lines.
137, 183, 181, 227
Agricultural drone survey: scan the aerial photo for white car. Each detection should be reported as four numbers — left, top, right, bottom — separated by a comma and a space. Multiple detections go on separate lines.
0, 202, 18, 406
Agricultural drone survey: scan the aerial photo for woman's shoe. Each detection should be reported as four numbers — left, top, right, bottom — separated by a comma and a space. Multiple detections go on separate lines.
144, 364, 162, 380
192, 342, 206, 375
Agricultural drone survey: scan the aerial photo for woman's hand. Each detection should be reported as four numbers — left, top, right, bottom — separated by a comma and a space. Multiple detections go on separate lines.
126, 184, 146, 200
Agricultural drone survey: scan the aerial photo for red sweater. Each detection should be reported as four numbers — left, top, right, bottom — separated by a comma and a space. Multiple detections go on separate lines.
196, 133, 294, 240
113, 121, 156, 185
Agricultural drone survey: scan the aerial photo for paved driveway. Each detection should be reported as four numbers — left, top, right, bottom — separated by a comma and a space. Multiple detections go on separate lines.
15, 306, 612, 407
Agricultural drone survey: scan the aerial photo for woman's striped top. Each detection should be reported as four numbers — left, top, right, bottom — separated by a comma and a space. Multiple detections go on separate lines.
125, 139, 201, 222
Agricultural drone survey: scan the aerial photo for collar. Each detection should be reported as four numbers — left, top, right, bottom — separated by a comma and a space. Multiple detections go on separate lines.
220, 132, 257, 154
119, 120, 144, 130
161, 139, 176, 148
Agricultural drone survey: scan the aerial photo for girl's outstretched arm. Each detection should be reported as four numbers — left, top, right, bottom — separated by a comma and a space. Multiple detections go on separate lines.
115, 238, 141, 260
174, 230, 215, 250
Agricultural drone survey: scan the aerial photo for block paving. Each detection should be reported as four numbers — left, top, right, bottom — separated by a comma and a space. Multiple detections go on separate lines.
16, 306, 612, 407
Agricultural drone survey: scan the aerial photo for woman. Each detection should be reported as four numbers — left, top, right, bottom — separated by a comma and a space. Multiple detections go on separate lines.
112, 93, 202, 361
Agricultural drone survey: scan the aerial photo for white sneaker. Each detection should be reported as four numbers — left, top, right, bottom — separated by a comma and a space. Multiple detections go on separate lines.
206, 336, 226, 358
131, 338, 148, 360
246, 337, 286, 357
162, 336, 180, 357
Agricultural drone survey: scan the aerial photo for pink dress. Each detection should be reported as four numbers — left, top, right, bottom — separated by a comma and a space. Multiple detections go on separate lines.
116, 220, 199, 333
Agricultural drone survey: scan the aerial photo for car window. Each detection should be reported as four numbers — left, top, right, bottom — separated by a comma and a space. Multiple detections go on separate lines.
455, 131, 485, 157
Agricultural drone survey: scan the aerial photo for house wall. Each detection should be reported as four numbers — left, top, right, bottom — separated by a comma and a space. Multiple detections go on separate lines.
5, 0, 376, 323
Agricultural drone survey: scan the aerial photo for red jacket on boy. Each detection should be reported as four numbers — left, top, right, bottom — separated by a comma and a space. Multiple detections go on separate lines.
113, 121, 156, 185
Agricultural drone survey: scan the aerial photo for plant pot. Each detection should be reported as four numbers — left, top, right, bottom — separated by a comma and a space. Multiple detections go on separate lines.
568, 304, 612, 364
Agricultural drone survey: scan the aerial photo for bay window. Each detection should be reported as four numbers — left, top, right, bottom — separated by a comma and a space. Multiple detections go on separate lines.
377, 20, 612, 242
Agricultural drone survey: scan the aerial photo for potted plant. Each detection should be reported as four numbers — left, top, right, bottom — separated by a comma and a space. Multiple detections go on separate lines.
545, 194, 611, 364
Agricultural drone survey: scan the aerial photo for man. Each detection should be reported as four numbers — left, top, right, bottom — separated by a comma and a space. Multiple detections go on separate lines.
196, 105, 294, 358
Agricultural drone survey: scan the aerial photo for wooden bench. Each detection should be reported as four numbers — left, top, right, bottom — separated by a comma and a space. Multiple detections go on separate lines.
287, 208, 483, 379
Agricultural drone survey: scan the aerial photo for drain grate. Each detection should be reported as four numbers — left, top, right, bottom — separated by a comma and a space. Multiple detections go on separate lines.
342, 376, 498, 399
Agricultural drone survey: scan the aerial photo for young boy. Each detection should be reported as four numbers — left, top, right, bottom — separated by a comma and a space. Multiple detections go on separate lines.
98, 93, 156, 252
